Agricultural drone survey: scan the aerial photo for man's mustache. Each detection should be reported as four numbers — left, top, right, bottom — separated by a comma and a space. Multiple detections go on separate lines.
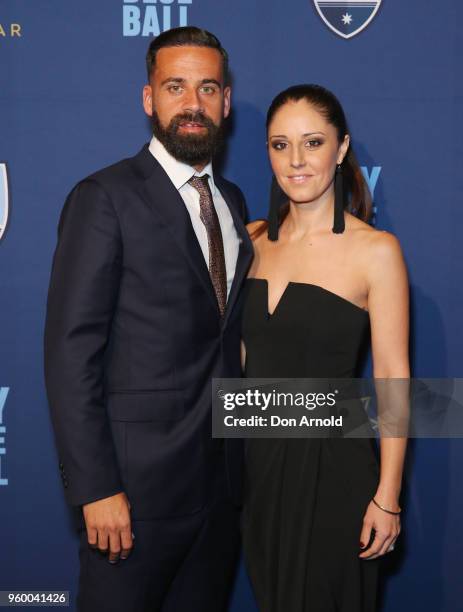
171, 112, 214, 129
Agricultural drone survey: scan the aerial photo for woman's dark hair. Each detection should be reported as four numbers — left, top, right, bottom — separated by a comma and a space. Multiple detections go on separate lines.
252, 83, 371, 239
146, 26, 229, 85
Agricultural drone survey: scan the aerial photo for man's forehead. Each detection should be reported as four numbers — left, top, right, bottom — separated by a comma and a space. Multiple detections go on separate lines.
154, 46, 223, 77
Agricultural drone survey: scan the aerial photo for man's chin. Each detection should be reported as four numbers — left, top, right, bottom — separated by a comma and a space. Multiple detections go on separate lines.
163, 140, 211, 166
152, 121, 223, 166
173, 129, 210, 143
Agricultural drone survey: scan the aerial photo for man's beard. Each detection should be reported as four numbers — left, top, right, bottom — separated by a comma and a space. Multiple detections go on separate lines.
150, 109, 225, 166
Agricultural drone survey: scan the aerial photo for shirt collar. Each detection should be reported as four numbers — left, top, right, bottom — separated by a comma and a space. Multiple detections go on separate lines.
148, 135, 217, 196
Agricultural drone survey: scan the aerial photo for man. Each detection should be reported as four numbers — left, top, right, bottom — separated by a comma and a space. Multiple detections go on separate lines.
44, 26, 253, 612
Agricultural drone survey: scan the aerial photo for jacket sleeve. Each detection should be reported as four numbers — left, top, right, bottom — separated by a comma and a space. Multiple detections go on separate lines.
44, 179, 124, 507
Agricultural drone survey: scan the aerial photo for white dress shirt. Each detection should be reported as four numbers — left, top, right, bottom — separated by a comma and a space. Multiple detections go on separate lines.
148, 136, 241, 299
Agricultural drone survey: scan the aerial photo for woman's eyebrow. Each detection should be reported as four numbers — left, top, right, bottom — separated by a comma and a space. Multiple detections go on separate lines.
269, 131, 326, 139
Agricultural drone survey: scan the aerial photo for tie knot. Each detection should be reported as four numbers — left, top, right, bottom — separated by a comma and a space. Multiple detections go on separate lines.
188, 174, 210, 195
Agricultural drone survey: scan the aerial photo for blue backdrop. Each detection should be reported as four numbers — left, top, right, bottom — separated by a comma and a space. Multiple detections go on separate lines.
1, 1, 462, 610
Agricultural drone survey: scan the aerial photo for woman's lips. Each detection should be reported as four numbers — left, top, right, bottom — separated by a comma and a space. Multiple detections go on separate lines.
287, 174, 314, 183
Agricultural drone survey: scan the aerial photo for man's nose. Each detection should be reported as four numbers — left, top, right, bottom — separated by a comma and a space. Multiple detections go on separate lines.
183, 88, 203, 113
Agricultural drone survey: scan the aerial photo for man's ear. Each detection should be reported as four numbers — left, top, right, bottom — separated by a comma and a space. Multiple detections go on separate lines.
142, 84, 153, 117
223, 86, 231, 119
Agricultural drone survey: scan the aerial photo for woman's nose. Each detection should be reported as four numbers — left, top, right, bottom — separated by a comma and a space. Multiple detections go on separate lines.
290, 145, 306, 168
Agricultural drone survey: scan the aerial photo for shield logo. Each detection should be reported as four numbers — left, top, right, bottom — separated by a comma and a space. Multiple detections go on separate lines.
313, 0, 382, 39
0, 163, 9, 241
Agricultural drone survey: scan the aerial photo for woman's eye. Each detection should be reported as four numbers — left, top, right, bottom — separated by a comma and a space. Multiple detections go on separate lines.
272, 142, 287, 151
306, 139, 322, 148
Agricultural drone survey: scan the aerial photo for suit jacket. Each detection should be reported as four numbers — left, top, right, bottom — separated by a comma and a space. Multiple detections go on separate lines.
44, 143, 254, 520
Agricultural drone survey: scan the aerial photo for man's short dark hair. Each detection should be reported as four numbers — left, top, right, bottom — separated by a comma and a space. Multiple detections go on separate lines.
146, 26, 229, 85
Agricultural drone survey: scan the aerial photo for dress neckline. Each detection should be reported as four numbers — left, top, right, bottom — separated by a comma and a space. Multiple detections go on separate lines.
246, 277, 369, 319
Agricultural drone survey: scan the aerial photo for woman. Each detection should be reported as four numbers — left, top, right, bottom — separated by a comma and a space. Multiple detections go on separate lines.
240, 84, 409, 611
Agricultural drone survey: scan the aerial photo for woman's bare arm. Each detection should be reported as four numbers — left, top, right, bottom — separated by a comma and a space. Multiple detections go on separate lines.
359, 230, 410, 559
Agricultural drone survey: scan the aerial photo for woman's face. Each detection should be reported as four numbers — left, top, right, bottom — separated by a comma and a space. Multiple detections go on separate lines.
267, 99, 349, 206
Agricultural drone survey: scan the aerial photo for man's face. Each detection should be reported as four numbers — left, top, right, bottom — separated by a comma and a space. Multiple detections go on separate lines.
143, 45, 231, 167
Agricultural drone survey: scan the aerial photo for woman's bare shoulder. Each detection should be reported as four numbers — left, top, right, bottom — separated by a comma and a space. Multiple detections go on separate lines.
246, 219, 267, 242
363, 226, 403, 259
348, 215, 402, 254
346, 216, 406, 283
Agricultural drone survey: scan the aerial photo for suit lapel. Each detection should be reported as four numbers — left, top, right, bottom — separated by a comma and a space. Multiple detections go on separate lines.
131, 144, 254, 325
132, 144, 219, 313
214, 175, 254, 328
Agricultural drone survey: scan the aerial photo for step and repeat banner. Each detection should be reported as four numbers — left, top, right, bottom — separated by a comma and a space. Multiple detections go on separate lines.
1, 1, 462, 610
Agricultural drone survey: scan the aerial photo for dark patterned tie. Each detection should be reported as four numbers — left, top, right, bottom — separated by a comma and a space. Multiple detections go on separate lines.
188, 174, 227, 317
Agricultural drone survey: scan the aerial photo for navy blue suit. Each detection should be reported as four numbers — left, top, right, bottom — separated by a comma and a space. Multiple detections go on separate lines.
44, 143, 253, 611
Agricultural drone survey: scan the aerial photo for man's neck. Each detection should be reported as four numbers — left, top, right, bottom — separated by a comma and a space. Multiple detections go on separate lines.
193, 160, 210, 173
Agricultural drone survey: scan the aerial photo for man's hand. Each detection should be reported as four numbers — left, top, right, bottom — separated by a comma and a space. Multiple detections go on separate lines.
82, 492, 133, 564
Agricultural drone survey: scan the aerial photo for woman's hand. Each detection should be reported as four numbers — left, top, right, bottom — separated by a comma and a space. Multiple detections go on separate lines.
358, 498, 401, 560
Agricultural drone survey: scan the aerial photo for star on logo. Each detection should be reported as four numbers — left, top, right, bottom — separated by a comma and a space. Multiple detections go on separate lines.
341, 13, 353, 25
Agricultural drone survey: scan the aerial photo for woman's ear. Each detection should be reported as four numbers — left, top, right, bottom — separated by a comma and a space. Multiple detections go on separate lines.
337, 134, 350, 165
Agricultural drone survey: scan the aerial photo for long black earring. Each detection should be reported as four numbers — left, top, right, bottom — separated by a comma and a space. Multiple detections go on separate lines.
267, 175, 287, 241
332, 163, 345, 234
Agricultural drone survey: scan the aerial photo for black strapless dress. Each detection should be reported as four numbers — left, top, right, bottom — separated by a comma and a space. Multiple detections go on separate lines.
241, 278, 381, 612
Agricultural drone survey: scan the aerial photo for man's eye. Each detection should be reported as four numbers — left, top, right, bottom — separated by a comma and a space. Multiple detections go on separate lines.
168, 85, 183, 93
271, 142, 287, 151
200, 86, 216, 94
